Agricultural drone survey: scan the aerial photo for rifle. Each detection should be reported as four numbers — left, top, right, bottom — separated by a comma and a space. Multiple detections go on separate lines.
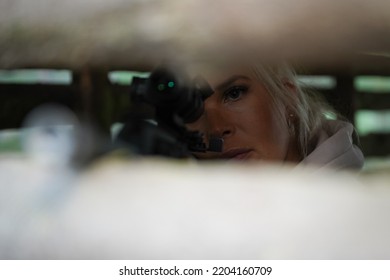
117, 66, 223, 158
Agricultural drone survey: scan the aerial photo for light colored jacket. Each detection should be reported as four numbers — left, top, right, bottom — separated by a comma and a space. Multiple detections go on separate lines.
299, 120, 364, 170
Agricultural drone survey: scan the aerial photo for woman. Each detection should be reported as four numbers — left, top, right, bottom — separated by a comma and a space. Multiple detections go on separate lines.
186, 63, 364, 170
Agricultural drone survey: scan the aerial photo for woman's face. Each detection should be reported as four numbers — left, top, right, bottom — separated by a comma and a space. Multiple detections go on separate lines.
186, 67, 300, 163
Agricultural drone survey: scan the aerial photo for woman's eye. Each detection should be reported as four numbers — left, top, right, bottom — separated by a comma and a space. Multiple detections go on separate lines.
223, 86, 247, 102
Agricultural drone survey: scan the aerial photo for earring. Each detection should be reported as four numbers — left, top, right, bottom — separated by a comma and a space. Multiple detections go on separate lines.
287, 113, 296, 136
287, 113, 294, 128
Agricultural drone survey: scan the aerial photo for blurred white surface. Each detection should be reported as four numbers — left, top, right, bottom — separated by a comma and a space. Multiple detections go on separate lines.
0, 156, 389, 259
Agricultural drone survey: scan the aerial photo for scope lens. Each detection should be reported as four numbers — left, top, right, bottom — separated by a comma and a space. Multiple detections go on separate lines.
156, 80, 176, 92
157, 84, 166, 91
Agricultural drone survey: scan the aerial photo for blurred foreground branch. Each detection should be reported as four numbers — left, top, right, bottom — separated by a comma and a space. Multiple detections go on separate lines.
0, 0, 390, 72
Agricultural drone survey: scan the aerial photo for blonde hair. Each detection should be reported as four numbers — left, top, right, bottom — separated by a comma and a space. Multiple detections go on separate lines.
252, 64, 335, 157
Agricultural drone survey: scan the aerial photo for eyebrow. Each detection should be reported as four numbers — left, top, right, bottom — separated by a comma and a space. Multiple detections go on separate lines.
214, 75, 251, 92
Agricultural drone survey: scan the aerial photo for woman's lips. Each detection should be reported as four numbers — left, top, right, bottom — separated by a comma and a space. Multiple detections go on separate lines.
221, 148, 253, 160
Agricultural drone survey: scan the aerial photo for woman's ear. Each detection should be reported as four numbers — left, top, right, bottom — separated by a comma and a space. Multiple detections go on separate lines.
282, 78, 299, 131
282, 78, 298, 94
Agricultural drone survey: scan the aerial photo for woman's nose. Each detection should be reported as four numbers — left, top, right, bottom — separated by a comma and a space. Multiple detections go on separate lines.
204, 103, 234, 139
